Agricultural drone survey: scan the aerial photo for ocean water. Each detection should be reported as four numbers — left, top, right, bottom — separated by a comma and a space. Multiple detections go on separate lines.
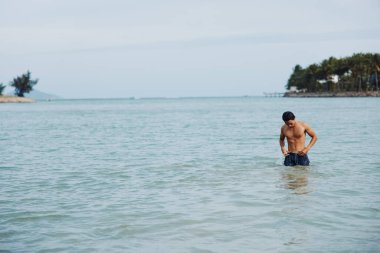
1, 97, 379, 253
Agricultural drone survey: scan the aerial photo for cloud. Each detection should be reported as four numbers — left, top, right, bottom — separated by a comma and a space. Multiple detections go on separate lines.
1, 0, 379, 54
0, 0, 379, 98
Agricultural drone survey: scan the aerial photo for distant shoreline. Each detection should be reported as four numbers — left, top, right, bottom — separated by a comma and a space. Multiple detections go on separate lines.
284, 91, 380, 97
0, 95, 35, 103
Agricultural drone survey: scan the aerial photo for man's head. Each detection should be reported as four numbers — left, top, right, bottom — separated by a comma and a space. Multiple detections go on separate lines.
282, 111, 296, 128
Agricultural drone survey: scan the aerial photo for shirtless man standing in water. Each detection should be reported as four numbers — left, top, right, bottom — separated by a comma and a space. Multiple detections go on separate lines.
279, 111, 318, 166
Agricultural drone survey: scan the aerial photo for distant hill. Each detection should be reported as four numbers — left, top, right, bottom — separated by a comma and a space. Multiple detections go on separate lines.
25, 89, 62, 100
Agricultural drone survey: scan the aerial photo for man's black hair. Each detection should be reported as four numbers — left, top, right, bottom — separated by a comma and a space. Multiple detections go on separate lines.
282, 111, 295, 122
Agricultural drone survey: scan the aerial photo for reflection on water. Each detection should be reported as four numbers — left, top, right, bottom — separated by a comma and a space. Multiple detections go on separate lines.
282, 166, 310, 195
278, 166, 312, 247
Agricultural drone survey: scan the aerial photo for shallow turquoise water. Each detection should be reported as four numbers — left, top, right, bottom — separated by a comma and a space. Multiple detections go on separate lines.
1, 97, 379, 252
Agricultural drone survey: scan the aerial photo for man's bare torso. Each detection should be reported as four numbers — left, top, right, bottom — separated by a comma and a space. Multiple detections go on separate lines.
281, 120, 307, 152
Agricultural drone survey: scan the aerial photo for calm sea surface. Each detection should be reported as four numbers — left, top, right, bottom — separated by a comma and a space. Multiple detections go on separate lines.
1, 97, 379, 253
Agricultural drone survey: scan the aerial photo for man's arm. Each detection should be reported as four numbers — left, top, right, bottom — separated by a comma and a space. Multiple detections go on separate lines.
299, 123, 317, 156
279, 126, 288, 156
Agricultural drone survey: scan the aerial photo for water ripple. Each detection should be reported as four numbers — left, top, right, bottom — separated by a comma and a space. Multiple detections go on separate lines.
1, 98, 380, 252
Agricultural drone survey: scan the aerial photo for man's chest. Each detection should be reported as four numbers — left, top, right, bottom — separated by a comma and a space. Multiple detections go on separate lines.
285, 127, 305, 139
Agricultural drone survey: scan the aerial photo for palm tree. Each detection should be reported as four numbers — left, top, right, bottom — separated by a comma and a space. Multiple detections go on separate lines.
304, 64, 319, 92
0, 83, 5, 95
332, 58, 350, 91
348, 54, 363, 92
286, 65, 304, 90
374, 53, 380, 91
10, 71, 38, 97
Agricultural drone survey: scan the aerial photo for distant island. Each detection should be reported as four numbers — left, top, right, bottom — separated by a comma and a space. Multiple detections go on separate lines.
284, 53, 380, 97
284, 91, 379, 97
25, 89, 61, 100
0, 70, 52, 103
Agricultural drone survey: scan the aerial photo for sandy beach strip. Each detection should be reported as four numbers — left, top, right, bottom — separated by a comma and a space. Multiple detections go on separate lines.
0, 96, 35, 103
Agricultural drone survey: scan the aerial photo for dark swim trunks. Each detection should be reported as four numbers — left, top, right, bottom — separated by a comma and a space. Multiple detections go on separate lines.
284, 153, 310, 166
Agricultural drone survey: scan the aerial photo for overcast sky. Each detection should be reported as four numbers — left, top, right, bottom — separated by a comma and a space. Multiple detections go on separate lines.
1, 0, 379, 98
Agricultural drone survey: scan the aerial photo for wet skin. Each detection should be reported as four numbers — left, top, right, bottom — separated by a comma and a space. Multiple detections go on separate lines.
279, 119, 317, 157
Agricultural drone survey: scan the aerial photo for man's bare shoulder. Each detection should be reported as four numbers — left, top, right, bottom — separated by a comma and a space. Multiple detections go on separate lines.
296, 120, 304, 124
298, 120, 309, 127
298, 121, 314, 132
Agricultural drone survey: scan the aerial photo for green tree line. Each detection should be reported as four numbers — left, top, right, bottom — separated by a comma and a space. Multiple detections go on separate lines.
0, 71, 38, 97
286, 53, 380, 92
